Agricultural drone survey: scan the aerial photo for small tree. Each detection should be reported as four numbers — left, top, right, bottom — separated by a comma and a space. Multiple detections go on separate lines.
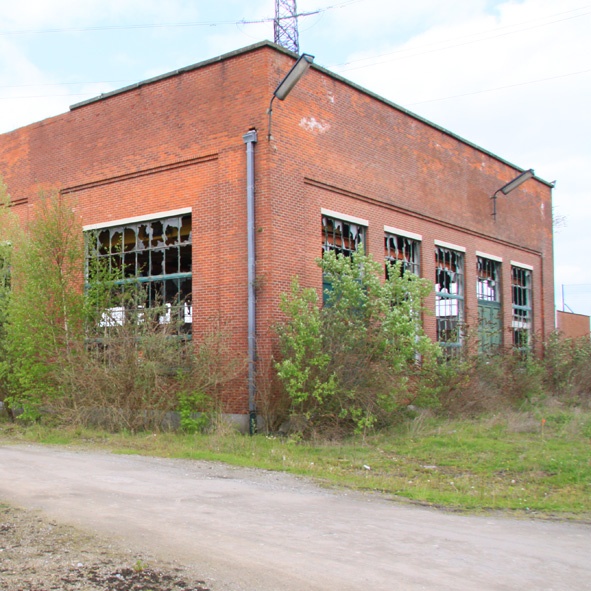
0, 191, 86, 420
275, 249, 441, 435
0, 178, 14, 416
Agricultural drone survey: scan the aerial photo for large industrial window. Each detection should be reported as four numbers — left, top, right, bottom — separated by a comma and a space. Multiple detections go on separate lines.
477, 255, 502, 352
384, 231, 420, 278
435, 244, 464, 350
322, 214, 365, 256
85, 213, 192, 333
321, 213, 366, 302
511, 265, 532, 349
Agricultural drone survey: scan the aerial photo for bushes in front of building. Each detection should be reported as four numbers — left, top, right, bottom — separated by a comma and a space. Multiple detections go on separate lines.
274, 250, 591, 438
0, 188, 239, 430
2, 183, 589, 435
0, 191, 86, 422
427, 331, 591, 417
0, 181, 11, 417
274, 250, 443, 436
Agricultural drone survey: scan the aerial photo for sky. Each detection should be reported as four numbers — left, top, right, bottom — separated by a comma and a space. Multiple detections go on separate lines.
1, 0, 590, 315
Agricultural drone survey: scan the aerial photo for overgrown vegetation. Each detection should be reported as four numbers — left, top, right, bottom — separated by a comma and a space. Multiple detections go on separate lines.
1, 178, 590, 445
275, 250, 442, 436
273, 249, 591, 436
0, 184, 240, 431
1, 179, 590, 517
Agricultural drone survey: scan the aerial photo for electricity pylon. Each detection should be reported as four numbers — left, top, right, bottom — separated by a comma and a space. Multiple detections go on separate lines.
274, 0, 299, 54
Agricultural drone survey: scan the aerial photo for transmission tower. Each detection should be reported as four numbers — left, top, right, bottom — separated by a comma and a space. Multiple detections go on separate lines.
274, 0, 299, 54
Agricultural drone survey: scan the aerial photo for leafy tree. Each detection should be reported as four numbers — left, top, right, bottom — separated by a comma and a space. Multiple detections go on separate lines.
0, 178, 14, 416
0, 186, 241, 429
275, 249, 441, 435
0, 191, 86, 420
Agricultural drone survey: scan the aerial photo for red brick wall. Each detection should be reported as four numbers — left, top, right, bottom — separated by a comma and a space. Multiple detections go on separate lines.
262, 48, 554, 353
0, 42, 555, 414
556, 311, 590, 339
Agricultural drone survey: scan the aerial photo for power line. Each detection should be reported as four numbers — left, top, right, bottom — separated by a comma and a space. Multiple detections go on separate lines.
0, 80, 130, 90
0, 2, 587, 105
332, 5, 591, 73
0, 93, 91, 100
0, 1, 360, 36
3, 66, 589, 105
404, 68, 591, 107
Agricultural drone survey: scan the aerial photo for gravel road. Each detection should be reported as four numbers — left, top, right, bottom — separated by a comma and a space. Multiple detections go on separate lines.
0, 444, 589, 591
1, 503, 211, 590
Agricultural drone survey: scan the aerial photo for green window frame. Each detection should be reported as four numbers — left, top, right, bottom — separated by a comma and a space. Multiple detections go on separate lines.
511, 265, 532, 349
435, 245, 464, 350
477, 255, 502, 352
85, 213, 192, 333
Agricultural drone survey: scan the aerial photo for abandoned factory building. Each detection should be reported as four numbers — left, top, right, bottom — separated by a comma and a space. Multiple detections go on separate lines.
0, 41, 555, 418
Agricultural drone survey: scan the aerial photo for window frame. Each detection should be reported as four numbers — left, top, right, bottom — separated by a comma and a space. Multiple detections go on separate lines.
321, 210, 367, 257
476, 254, 501, 303
84, 211, 192, 334
321, 210, 367, 304
511, 263, 533, 349
434, 242, 465, 350
384, 227, 421, 278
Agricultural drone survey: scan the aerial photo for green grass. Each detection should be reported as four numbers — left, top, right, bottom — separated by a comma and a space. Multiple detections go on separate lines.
1, 408, 590, 519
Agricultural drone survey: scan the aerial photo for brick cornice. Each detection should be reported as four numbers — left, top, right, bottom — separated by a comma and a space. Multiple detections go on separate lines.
304, 177, 542, 257
61, 153, 218, 195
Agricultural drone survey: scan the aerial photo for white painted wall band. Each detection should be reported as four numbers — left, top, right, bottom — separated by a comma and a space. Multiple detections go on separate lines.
384, 226, 422, 241
321, 208, 369, 227
83, 207, 192, 231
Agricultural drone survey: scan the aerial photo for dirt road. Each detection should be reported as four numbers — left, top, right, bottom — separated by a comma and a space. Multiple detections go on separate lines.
0, 444, 589, 591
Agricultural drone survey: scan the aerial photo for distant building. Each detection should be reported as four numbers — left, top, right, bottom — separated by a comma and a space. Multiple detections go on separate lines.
556, 311, 590, 339
0, 41, 555, 423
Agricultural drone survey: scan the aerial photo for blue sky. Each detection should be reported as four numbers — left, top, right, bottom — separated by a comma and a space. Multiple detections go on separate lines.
1, 0, 590, 315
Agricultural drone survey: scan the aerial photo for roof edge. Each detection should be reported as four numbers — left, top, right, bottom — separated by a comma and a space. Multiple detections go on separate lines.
69, 40, 552, 188
309, 62, 553, 188
69, 40, 291, 111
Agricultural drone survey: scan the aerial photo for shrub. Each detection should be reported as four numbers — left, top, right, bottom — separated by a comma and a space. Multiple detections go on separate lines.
0, 191, 86, 420
543, 331, 591, 402
275, 249, 441, 436
0, 188, 242, 430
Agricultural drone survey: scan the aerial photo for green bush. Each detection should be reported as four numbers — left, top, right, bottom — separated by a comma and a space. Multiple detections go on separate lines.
543, 330, 591, 401
0, 191, 86, 420
275, 249, 441, 436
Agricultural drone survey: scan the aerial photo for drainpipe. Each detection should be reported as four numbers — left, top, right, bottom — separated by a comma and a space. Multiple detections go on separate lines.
243, 129, 258, 435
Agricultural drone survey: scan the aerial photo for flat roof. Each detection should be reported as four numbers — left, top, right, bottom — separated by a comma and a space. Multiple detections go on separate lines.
70, 40, 552, 188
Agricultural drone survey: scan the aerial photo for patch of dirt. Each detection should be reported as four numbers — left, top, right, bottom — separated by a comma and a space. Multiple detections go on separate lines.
0, 503, 210, 591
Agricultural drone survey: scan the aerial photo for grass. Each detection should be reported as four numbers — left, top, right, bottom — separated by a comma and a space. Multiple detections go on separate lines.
1, 407, 590, 519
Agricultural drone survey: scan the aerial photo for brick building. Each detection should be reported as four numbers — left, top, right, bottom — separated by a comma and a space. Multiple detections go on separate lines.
0, 41, 555, 422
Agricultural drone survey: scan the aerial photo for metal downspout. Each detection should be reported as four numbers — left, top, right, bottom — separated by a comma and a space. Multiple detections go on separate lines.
243, 129, 258, 434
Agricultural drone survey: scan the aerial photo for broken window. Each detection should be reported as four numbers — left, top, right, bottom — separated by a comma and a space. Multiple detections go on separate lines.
321, 214, 366, 304
385, 232, 420, 278
477, 256, 502, 352
435, 245, 464, 350
322, 215, 365, 257
477, 257, 500, 302
511, 265, 532, 349
86, 214, 192, 334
